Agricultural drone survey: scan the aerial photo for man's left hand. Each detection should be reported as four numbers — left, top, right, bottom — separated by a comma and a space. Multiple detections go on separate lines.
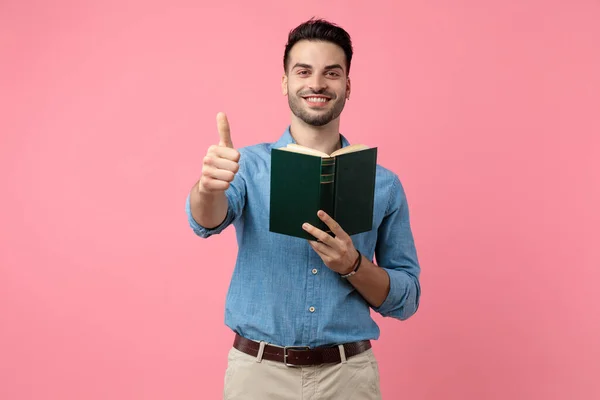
302, 210, 358, 275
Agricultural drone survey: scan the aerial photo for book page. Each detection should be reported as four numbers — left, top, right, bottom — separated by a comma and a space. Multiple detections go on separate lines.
281, 143, 370, 158
330, 144, 369, 157
279, 144, 330, 158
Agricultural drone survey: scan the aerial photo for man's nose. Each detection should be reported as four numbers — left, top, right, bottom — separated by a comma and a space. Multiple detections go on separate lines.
307, 74, 327, 92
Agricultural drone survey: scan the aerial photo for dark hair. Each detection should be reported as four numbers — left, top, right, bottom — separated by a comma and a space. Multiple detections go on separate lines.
283, 18, 353, 75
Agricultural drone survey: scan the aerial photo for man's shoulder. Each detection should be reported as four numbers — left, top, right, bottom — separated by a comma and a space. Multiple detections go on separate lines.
375, 163, 401, 186
374, 163, 409, 206
242, 140, 276, 156
234, 141, 276, 172
237, 127, 292, 158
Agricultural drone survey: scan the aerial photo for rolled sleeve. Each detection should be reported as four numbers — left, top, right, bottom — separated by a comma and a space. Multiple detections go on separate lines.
372, 175, 421, 320
185, 191, 238, 238
372, 268, 421, 319
185, 153, 247, 238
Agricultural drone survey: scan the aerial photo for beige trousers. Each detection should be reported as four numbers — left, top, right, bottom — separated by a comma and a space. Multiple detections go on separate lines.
223, 344, 382, 400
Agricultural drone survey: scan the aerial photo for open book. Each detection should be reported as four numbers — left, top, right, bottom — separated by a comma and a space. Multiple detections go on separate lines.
278, 143, 371, 157
269, 142, 378, 240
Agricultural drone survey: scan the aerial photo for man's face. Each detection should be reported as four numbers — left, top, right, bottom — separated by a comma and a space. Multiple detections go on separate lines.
282, 40, 351, 127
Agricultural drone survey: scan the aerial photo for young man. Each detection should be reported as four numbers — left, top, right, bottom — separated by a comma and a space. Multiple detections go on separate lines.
186, 18, 421, 400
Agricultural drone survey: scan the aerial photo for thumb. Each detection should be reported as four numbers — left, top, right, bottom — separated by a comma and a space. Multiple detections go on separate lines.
216, 112, 234, 148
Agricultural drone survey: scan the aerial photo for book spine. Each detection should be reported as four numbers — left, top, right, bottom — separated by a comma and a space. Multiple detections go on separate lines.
319, 157, 336, 236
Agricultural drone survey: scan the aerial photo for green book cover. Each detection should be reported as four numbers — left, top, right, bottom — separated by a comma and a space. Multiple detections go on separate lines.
269, 144, 377, 240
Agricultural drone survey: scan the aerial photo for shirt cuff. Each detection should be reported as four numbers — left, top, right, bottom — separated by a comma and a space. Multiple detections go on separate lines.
185, 191, 235, 238
372, 267, 420, 320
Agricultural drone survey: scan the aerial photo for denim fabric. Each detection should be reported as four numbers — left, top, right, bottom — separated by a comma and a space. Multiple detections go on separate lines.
185, 127, 421, 347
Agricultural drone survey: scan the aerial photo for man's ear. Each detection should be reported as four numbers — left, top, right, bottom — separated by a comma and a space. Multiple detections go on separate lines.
281, 74, 288, 96
346, 76, 351, 99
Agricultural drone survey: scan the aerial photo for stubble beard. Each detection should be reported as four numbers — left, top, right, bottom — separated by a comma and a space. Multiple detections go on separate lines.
288, 89, 347, 127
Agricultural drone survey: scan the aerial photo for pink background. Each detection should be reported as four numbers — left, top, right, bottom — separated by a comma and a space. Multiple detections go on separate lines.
1, 0, 599, 399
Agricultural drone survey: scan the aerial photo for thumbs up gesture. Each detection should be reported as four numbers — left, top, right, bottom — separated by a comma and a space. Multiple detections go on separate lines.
198, 112, 241, 194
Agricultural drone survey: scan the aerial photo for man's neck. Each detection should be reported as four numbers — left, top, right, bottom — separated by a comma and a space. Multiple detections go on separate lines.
289, 116, 342, 156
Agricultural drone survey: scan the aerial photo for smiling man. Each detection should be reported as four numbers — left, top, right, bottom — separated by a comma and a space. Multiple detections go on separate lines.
186, 18, 421, 400
285, 43, 347, 128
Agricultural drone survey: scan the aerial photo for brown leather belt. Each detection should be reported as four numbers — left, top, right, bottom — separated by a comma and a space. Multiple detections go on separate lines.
233, 334, 372, 366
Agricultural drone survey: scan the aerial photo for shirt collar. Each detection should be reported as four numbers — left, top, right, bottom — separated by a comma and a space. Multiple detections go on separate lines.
271, 126, 351, 151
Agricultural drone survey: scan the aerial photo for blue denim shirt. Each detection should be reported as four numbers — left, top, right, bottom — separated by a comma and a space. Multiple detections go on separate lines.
185, 127, 421, 348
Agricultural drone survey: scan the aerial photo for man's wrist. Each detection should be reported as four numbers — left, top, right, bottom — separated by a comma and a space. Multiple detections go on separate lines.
339, 250, 362, 279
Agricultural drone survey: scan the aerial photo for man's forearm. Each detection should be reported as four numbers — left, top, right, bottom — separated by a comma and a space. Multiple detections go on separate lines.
346, 256, 390, 308
189, 181, 229, 229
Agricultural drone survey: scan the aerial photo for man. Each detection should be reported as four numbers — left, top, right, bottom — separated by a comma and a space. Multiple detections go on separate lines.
186, 18, 421, 400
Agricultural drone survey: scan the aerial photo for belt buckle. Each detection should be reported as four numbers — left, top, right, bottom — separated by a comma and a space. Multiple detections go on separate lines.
283, 346, 310, 367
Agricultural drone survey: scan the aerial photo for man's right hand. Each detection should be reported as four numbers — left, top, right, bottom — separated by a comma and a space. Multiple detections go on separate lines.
198, 112, 241, 194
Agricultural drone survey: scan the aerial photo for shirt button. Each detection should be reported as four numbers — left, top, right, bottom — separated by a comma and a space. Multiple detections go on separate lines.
309, 306, 315, 313
311, 268, 318, 275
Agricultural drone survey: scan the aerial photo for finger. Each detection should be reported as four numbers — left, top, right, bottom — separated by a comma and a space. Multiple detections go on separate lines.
204, 155, 239, 174
199, 176, 230, 192
209, 145, 241, 162
308, 240, 335, 258
202, 165, 236, 182
317, 210, 348, 240
302, 222, 337, 248
216, 112, 234, 148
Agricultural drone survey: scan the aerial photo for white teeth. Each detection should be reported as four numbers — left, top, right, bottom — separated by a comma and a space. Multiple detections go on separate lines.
306, 97, 328, 103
